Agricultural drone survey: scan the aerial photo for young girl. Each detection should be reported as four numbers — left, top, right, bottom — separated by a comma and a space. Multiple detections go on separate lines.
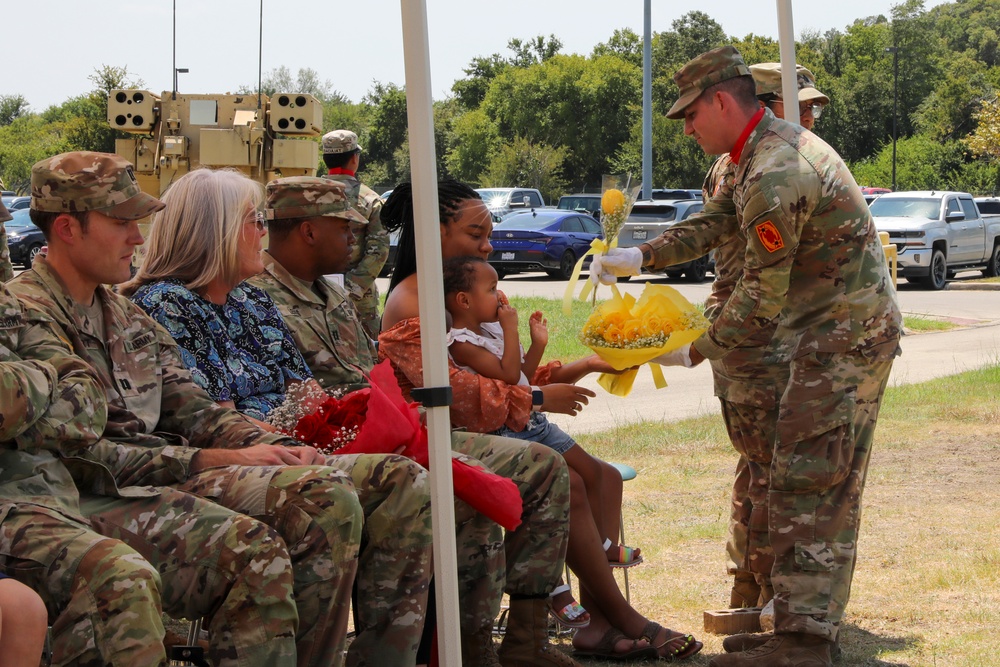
443, 255, 643, 626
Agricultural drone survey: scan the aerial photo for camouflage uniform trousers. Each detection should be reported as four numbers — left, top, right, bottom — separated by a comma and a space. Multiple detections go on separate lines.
713, 350, 787, 598
174, 464, 364, 667
321, 453, 434, 667
14, 487, 302, 667
768, 341, 897, 641
449, 430, 571, 634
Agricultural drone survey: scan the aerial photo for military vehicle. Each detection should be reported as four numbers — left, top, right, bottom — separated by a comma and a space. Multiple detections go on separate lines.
108, 89, 322, 196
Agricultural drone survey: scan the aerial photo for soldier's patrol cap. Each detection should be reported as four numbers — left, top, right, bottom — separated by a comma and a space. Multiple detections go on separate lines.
666, 46, 752, 119
750, 63, 830, 105
321, 129, 362, 155
30, 151, 164, 220
0, 198, 10, 223
266, 176, 367, 224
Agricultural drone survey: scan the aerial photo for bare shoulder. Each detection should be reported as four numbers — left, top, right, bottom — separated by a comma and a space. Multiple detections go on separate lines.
381, 275, 419, 331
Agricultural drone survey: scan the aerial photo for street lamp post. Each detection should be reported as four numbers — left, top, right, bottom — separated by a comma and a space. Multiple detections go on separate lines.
885, 46, 900, 191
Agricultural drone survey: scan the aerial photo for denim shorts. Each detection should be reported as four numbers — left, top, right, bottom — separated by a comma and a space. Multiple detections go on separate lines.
493, 411, 577, 455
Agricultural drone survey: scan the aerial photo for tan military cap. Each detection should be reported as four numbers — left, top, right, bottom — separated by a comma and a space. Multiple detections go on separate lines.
321, 129, 362, 155
666, 46, 752, 119
266, 176, 367, 223
750, 62, 830, 104
31, 151, 164, 220
0, 198, 10, 223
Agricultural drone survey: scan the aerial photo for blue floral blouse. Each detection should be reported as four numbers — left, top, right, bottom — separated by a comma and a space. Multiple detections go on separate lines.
130, 279, 311, 420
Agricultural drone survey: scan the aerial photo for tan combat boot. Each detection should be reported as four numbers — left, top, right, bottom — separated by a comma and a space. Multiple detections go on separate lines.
462, 625, 501, 667
708, 632, 832, 667
729, 572, 762, 608
723, 632, 842, 661
497, 598, 581, 667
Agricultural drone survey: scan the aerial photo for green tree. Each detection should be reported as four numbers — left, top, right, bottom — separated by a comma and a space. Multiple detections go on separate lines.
506, 35, 564, 68
0, 95, 30, 127
452, 54, 510, 111
479, 136, 567, 203
444, 108, 499, 185
0, 115, 68, 192
363, 83, 409, 185
239, 66, 338, 101
592, 29, 643, 69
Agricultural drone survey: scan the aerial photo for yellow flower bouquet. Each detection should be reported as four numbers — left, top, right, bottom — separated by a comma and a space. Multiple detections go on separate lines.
580, 283, 709, 396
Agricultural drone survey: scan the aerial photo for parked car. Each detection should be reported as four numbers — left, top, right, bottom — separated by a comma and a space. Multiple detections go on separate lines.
649, 188, 703, 201
379, 228, 401, 277
488, 209, 602, 279
615, 200, 711, 282
3, 208, 46, 268
870, 191, 1000, 289
475, 187, 546, 217
1, 195, 30, 211
557, 193, 601, 218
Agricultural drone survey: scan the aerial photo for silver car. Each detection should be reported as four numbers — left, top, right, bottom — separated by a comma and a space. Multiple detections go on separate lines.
616, 199, 711, 282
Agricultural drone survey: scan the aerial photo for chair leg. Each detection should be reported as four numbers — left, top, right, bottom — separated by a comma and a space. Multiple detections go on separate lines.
620, 510, 630, 604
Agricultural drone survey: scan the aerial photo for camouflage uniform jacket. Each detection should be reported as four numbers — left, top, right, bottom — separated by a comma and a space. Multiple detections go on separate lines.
250, 250, 376, 391
0, 284, 110, 521
652, 111, 901, 361
0, 222, 11, 283
324, 175, 388, 330
8, 257, 300, 498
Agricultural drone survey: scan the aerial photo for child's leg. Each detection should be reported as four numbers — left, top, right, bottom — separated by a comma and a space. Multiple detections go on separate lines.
0, 577, 48, 667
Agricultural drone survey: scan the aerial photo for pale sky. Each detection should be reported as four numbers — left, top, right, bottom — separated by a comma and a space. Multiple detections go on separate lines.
5, 0, 948, 111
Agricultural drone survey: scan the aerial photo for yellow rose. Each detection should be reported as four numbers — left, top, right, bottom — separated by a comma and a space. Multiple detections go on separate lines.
602, 189, 626, 215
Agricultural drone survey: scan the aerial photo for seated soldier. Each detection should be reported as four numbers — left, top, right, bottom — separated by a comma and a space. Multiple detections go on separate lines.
251, 176, 587, 666
8, 152, 368, 667
1, 281, 296, 667
117, 166, 435, 667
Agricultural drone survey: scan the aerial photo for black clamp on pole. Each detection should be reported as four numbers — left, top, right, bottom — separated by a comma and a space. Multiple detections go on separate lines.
411, 385, 453, 408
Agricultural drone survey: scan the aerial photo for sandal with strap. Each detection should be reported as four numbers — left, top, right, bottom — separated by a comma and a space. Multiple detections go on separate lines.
640, 620, 703, 662
547, 584, 590, 628
572, 627, 659, 662
604, 538, 644, 568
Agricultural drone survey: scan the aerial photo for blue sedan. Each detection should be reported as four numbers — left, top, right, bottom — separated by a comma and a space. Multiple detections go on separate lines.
489, 209, 603, 280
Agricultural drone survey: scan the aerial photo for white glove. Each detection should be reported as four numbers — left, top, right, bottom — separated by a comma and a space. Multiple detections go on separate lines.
651, 343, 693, 367
589, 247, 643, 285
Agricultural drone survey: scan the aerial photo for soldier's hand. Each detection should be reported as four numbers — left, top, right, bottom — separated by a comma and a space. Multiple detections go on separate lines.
590, 247, 643, 285
237, 444, 305, 466
286, 445, 326, 465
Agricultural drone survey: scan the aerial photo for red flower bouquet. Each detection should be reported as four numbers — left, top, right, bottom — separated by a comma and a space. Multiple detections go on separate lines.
280, 360, 523, 531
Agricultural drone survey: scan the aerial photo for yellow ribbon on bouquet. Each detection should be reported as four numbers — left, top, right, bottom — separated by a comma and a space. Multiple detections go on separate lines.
580, 283, 709, 396
562, 237, 615, 315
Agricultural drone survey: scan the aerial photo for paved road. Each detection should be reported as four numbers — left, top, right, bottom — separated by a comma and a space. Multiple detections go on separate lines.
376, 270, 1000, 435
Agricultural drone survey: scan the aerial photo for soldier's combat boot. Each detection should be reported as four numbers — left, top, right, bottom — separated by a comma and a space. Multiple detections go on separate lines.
709, 632, 832, 667
497, 598, 581, 667
723, 632, 842, 661
729, 571, 762, 608
462, 625, 501, 667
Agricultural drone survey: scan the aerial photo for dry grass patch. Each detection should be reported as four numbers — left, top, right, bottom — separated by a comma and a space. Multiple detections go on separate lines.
560, 364, 1000, 666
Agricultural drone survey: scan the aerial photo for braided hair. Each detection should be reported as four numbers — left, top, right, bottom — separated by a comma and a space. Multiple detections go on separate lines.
383, 179, 482, 294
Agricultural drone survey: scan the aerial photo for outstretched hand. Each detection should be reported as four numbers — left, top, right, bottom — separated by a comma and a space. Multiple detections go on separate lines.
539, 383, 597, 416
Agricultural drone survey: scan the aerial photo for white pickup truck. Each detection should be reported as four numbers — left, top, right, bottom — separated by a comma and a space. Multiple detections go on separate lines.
869, 191, 1000, 289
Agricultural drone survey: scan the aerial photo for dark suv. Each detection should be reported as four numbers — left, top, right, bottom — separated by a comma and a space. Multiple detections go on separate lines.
4, 208, 46, 268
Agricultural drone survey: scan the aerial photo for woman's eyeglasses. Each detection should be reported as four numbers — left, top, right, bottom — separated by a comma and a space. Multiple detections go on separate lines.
246, 211, 266, 232
800, 103, 824, 120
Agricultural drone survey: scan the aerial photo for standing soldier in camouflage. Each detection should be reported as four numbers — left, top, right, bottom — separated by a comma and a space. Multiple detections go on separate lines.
594, 46, 902, 667
0, 281, 300, 666
0, 198, 12, 281
321, 130, 388, 339
687, 63, 833, 611
9, 151, 368, 667
252, 176, 579, 667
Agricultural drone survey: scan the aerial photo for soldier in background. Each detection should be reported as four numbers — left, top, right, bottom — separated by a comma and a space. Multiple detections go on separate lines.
0, 198, 12, 281
0, 280, 295, 666
321, 129, 388, 339
594, 46, 901, 667
9, 151, 367, 667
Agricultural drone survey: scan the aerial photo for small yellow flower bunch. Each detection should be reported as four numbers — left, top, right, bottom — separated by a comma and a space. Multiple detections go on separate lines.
580, 283, 709, 395
598, 174, 640, 248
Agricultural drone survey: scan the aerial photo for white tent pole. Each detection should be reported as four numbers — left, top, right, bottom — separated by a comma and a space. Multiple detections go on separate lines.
399, 1, 462, 664
776, 0, 800, 126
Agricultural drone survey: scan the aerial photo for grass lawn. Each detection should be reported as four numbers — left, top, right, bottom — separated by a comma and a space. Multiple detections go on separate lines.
548, 363, 1000, 666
